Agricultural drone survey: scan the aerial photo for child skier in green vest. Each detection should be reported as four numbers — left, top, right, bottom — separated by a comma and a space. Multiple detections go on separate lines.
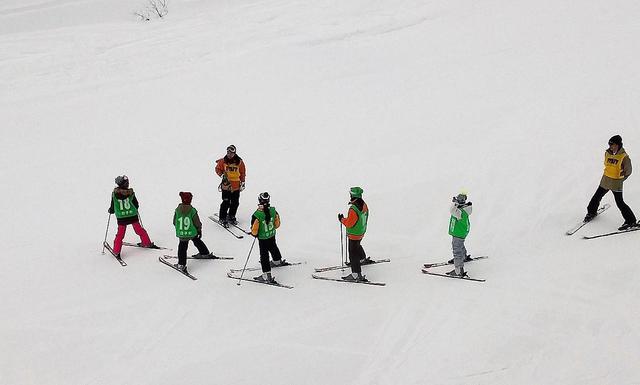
250, 192, 288, 283
172, 192, 213, 273
108, 175, 155, 257
338, 187, 370, 282
448, 193, 473, 277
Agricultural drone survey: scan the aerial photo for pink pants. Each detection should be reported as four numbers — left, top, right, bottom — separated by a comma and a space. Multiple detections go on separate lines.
113, 222, 151, 254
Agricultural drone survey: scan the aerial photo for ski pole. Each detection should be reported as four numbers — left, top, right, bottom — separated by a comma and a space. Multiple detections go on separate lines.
237, 236, 257, 285
137, 211, 144, 228
340, 222, 344, 268
102, 214, 112, 254
345, 229, 350, 269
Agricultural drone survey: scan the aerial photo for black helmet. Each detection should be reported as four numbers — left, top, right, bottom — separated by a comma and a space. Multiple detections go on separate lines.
454, 193, 467, 204
115, 175, 129, 187
258, 192, 270, 204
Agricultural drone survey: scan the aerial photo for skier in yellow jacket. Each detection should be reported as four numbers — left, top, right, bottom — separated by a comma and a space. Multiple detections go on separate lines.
585, 135, 638, 230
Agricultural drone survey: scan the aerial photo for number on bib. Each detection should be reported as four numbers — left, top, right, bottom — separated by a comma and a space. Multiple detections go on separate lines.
178, 217, 191, 230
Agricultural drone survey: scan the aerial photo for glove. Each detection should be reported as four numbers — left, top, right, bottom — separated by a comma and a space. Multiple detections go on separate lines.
240, 181, 245, 191
196, 230, 202, 239
466, 201, 473, 206
108, 208, 114, 214
338, 213, 344, 221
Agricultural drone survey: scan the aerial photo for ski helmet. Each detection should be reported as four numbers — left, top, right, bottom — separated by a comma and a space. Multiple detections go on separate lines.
258, 192, 270, 204
455, 193, 468, 204
349, 186, 363, 199
227, 144, 237, 153
115, 175, 129, 187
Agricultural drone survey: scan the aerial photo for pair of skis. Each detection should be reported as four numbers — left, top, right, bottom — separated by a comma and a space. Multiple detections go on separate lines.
311, 258, 390, 286
226, 260, 303, 289
208, 214, 250, 239
313, 258, 391, 273
421, 256, 488, 282
311, 274, 387, 286
227, 272, 294, 289
159, 254, 235, 280
229, 261, 303, 273
566, 203, 640, 239
422, 255, 487, 269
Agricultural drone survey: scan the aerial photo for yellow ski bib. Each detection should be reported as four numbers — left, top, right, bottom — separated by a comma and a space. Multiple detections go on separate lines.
603, 151, 626, 179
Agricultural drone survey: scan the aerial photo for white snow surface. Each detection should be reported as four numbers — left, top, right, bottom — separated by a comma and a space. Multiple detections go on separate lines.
1, 0, 640, 384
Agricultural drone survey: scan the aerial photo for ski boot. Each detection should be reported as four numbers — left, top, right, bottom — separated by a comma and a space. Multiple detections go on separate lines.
228, 216, 238, 226
584, 213, 596, 223
137, 242, 159, 249
192, 252, 214, 259
254, 272, 275, 283
174, 264, 188, 273
360, 257, 374, 265
270, 259, 290, 267
341, 273, 368, 282
446, 267, 467, 278
618, 222, 639, 231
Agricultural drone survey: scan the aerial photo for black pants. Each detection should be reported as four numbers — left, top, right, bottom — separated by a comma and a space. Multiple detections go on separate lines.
219, 190, 240, 220
258, 237, 283, 273
177, 237, 209, 266
587, 186, 636, 224
348, 238, 366, 274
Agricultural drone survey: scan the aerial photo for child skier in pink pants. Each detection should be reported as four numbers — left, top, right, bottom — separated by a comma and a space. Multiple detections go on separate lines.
108, 175, 154, 257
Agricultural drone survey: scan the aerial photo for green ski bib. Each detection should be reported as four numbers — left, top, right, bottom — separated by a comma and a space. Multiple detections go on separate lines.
113, 192, 138, 219
175, 207, 198, 238
449, 208, 470, 238
253, 207, 277, 240
346, 205, 368, 237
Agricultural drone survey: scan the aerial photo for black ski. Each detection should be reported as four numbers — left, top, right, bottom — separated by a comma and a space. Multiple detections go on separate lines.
164, 254, 234, 260
208, 216, 244, 239
314, 258, 391, 273
229, 261, 303, 273
103, 242, 127, 266
311, 274, 386, 286
122, 241, 171, 250
226, 272, 293, 289
158, 256, 197, 280
566, 204, 611, 235
421, 269, 485, 282
423, 256, 488, 269
213, 214, 251, 234
582, 226, 640, 240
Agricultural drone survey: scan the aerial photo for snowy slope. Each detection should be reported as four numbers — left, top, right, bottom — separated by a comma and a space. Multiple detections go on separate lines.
1, 1, 639, 384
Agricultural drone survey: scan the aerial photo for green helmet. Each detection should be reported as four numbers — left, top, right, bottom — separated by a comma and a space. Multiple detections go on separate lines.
350, 186, 363, 199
